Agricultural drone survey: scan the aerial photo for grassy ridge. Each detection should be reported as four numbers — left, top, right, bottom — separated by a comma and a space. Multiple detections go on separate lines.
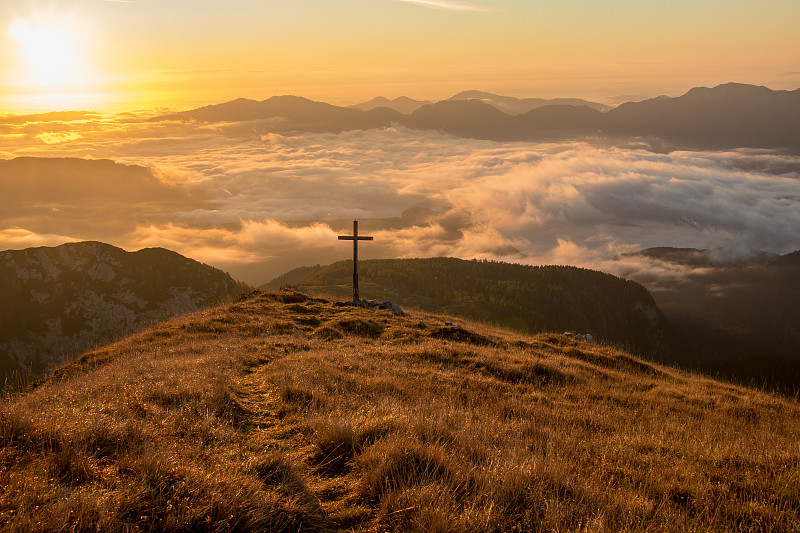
1, 290, 798, 531
263, 258, 672, 357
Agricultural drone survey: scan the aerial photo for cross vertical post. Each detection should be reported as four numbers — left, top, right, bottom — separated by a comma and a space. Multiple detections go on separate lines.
338, 220, 373, 300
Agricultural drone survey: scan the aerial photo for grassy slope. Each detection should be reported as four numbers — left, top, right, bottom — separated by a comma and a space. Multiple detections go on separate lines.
1, 290, 798, 532
263, 258, 672, 358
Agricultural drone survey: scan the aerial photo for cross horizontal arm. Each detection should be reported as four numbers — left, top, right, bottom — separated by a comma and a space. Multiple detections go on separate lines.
338, 236, 374, 241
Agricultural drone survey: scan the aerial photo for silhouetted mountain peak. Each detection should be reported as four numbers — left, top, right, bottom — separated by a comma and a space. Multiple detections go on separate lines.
356, 96, 392, 107
449, 90, 498, 100
631, 83, 792, 108
606, 83, 800, 149
684, 83, 773, 99
157, 84, 800, 150
395, 96, 420, 104
361, 106, 404, 121
406, 100, 513, 138
350, 96, 430, 114
262, 95, 318, 106
413, 99, 511, 119
447, 90, 610, 114
259, 95, 348, 116
164, 98, 273, 122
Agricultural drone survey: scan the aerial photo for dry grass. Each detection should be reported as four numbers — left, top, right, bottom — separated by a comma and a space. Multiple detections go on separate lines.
1, 290, 798, 532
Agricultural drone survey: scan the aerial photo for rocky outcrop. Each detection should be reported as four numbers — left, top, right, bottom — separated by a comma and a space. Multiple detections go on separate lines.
335, 297, 405, 316
0, 242, 247, 386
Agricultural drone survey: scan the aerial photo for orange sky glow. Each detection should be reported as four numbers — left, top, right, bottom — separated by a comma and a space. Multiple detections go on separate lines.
1, 0, 799, 113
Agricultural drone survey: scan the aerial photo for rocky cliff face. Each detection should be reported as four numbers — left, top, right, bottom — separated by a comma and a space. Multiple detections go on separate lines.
0, 241, 247, 386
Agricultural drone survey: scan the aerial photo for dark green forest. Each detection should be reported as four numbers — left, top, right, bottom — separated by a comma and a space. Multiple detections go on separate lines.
265, 257, 673, 357
267, 256, 800, 395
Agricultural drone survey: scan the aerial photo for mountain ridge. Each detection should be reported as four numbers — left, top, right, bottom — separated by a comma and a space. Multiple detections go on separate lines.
446, 90, 611, 114
263, 257, 673, 357
266, 253, 800, 393
160, 83, 800, 150
0, 241, 248, 389
620, 247, 800, 391
349, 95, 430, 114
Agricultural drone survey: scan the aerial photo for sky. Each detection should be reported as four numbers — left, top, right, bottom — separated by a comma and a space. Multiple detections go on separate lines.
1, 0, 799, 288
1, 0, 799, 112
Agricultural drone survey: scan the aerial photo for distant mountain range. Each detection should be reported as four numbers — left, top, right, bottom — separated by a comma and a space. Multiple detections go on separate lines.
162, 83, 800, 151
349, 96, 431, 114
0, 242, 247, 389
605, 84, 800, 150
349, 91, 609, 115
446, 90, 611, 114
159, 95, 401, 133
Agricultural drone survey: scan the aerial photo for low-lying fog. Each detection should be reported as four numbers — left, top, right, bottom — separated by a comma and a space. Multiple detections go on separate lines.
2, 113, 799, 285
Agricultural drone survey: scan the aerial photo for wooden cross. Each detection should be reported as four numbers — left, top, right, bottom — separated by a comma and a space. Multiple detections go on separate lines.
338, 220, 373, 300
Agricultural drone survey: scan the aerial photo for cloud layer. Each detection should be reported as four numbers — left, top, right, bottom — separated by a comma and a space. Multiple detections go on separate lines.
394, 0, 487, 11
1, 112, 799, 285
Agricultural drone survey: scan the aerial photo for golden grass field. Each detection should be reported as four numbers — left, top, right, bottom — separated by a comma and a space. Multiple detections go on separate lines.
1, 290, 799, 532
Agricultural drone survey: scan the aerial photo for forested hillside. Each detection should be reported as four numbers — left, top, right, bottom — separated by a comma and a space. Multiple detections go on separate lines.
264, 258, 672, 356
624, 248, 800, 393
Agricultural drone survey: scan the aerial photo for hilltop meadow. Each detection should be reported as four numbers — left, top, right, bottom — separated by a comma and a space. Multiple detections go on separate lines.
263, 257, 672, 356
1, 290, 798, 532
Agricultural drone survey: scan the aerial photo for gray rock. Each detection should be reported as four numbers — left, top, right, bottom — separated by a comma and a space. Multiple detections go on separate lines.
350, 297, 404, 316
0, 241, 246, 385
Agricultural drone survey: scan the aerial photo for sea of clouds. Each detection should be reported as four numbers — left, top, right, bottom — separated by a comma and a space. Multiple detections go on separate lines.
1, 113, 799, 286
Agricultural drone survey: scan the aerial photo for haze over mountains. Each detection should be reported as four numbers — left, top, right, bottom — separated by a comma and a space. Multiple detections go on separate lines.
2, 127, 799, 288
348, 92, 610, 115
446, 91, 611, 114
0, 157, 210, 243
622, 247, 800, 389
165, 83, 800, 151
349, 96, 431, 115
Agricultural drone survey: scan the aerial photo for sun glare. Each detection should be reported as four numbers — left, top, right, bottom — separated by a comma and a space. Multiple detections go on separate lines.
8, 17, 87, 89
